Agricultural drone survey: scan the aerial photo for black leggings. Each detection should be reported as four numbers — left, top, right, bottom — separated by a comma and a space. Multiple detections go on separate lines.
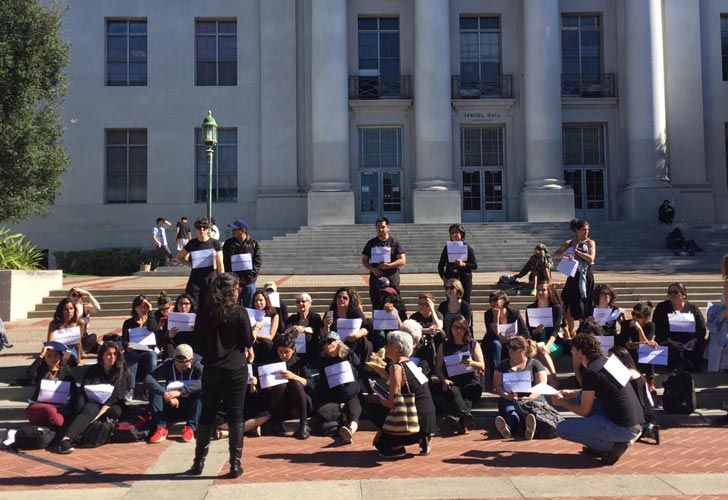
199, 366, 248, 426
64, 402, 123, 442
263, 380, 310, 423
317, 396, 362, 425
431, 379, 482, 417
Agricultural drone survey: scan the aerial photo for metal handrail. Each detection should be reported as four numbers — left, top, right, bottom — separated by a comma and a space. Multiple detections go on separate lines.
451, 74, 513, 99
349, 75, 412, 99
561, 73, 616, 98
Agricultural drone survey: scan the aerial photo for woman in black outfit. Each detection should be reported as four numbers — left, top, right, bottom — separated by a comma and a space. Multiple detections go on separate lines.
617, 302, 658, 384
57, 341, 131, 454
163, 293, 199, 356
321, 287, 372, 373
437, 223, 478, 303
554, 219, 596, 335
176, 216, 223, 309
284, 292, 323, 368
437, 278, 473, 333
581, 284, 623, 336
121, 295, 159, 388
610, 346, 659, 443
526, 280, 564, 378
188, 273, 254, 478
481, 290, 529, 383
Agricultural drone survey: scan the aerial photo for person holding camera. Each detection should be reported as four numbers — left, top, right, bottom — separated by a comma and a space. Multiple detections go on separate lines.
361, 217, 406, 310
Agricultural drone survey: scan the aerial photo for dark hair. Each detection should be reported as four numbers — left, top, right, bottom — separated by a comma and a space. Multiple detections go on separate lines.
447, 314, 473, 343
382, 293, 406, 318
97, 341, 130, 385
610, 345, 637, 370
51, 298, 78, 327
536, 280, 562, 306
156, 217, 165, 224
194, 216, 210, 229
329, 287, 361, 319
592, 283, 616, 307
157, 291, 170, 308
667, 282, 688, 299
569, 218, 590, 232
130, 295, 149, 319
418, 292, 435, 303
208, 273, 240, 322
631, 301, 654, 320
252, 289, 275, 316
570, 333, 603, 361
274, 332, 297, 351
448, 223, 466, 239
489, 290, 510, 307
579, 319, 605, 336
375, 217, 390, 226
174, 293, 197, 313
181, 216, 188, 221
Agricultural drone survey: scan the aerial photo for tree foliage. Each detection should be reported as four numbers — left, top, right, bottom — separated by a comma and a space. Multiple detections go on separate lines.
0, 0, 69, 222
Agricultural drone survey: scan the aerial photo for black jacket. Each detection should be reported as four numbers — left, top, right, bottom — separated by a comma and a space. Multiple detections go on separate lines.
437, 243, 478, 280
144, 355, 203, 398
222, 236, 262, 285
29, 361, 81, 412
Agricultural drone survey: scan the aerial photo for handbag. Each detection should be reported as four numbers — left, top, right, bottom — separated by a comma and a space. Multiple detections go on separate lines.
382, 364, 420, 436
515, 399, 563, 439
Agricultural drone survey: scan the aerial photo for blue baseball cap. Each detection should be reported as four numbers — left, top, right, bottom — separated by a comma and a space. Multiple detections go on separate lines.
43, 341, 68, 354
227, 219, 249, 231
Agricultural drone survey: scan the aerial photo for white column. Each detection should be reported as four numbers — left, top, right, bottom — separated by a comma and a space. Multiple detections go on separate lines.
519, 0, 574, 222
412, 0, 460, 223
307, 0, 354, 225
621, 0, 671, 220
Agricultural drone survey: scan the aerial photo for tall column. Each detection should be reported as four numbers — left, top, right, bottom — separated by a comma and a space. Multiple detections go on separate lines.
412, 0, 460, 223
307, 0, 354, 225
662, 0, 713, 223
257, 0, 305, 229
520, 0, 574, 222
621, 0, 672, 221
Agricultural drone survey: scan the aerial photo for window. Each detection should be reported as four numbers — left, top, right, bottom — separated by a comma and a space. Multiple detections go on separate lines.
461, 127, 503, 167
196, 20, 237, 86
105, 130, 147, 203
561, 15, 601, 77
106, 20, 147, 86
359, 128, 402, 168
196, 128, 237, 202
357, 17, 400, 97
459, 17, 501, 85
722, 15, 728, 80
563, 124, 606, 211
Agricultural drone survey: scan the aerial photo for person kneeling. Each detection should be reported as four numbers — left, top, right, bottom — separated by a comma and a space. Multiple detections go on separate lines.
145, 344, 203, 444
551, 334, 644, 465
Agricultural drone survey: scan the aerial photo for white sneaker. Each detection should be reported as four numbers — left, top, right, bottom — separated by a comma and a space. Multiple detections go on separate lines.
524, 414, 537, 440
339, 421, 357, 444
495, 416, 511, 439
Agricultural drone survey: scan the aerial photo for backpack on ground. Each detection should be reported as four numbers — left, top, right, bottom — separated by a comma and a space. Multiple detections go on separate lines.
662, 370, 696, 414
12, 425, 56, 450
112, 406, 152, 443
79, 418, 117, 448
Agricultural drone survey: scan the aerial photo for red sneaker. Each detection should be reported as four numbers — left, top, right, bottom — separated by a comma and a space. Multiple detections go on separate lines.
149, 427, 168, 444
182, 425, 195, 443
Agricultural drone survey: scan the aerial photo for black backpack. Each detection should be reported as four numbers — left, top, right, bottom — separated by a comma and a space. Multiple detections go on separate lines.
79, 418, 117, 448
12, 425, 56, 450
112, 406, 152, 443
662, 370, 696, 414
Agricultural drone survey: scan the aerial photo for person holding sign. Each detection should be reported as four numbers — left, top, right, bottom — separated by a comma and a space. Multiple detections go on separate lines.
47, 298, 84, 366
610, 346, 659, 443
57, 341, 131, 454
706, 282, 728, 372
582, 284, 623, 337
284, 292, 323, 367
437, 224, 478, 303
222, 219, 262, 308
437, 278, 473, 335
321, 287, 372, 374
361, 217, 406, 310
526, 280, 564, 378
433, 315, 485, 435
554, 219, 596, 335
617, 302, 658, 387
481, 290, 528, 384
176, 217, 224, 309
409, 293, 445, 376
316, 332, 364, 444
121, 295, 160, 388
551, 334, 644, 465
250, 290, 279, 364
653, 282, 707, 371
263, 282, 289, 333
145, 344, 203, 444
371, 291, 406, 351
26, 341, 80, 430
159, 293, 199, 357
493, 336, 549, 439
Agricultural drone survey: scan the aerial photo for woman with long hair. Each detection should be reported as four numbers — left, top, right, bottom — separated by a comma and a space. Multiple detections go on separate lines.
122, 295, 159, 387
47, 298, 84, 366
321, 287, 372, 372
525, 280, 564, 378
26, 341, 80, 431
554, 219, 596, 334
188, 273, 253, 478
582, 284, 623, 336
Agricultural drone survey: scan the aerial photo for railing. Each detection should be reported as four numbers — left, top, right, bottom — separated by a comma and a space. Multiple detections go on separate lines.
451, 75, 513, 99
348, 75, 412, 100
561, 73, 616, 98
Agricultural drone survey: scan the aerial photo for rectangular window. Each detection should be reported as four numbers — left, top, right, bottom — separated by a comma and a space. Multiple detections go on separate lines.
357, 17, 400, 97
722, 15, 728, 81
359, 128, 402, 168
561, 14, 601, 77
459, 16, 501, 85
196, 20, 237, 86
105, 129, 147, 203
460, 126, 504, 167
563, 124, 607, 212
106, 20, 147, 86
195, 128, 237, 202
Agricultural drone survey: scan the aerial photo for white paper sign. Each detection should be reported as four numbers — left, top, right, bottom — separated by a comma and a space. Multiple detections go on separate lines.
497, 322, 518, 338
593, 308, 613, 326
527, 307, 554, 328
37, 380, 71, 405
446, 241, 468, 263
190, 248, 215, 269
127, 342, 152, 351
258, 362, 288, 389
52, 326, 81, 346
502, 370, 532, 393
129, 326, 156, 347
668, 312, 696, 333
165, 380, 196, 391
595, 335, 615, 354
373, 309, 399, 330
167, 312, 196, 332
84, 383, 114, 404
405, 360, 428, 385
444, 352, 474, 377
255, 317, 272, 338
603, 355, 631, 387
369, 246, 391, 264
336, 318, 363, 339
324, 361, 355, 388
294, 332, 307, 353
529, 382, 559, 395
557, 256, 578, 278
267, 291, 281, 309
638, 345, 668, 366
247, 308, 272, 338
230, 253, 252, 272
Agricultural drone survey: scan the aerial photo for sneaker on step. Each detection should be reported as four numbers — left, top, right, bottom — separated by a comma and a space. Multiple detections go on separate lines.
149, 427, 169, 444
57, 439, 74, 454
181, 425, 194, 443
339, 421, 357, 444
494, 416, 511, 439
524, 414, 537, 440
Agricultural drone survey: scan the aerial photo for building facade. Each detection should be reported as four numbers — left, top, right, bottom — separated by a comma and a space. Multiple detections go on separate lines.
16, 0, 728, 252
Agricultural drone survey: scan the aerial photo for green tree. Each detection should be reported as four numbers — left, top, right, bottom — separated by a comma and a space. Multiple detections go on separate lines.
0, 0, 69, 222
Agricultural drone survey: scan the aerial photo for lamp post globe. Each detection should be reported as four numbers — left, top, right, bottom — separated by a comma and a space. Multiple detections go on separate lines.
201, 111, 218, 223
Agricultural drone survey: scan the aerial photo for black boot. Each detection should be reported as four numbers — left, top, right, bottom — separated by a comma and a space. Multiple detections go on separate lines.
227, 421, 245, 479
187, 424, 213, 475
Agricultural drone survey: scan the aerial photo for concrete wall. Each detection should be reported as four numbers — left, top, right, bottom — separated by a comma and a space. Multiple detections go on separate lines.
0, 271, 64, 321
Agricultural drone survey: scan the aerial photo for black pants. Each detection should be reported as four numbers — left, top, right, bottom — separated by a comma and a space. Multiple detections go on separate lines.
64, 402, 123, 442
345, 336, 373, 368
199, 366, 248, 426
459, 272, 473, 304
666, 339, 707, 372
430, 378, 482, 417
317, 396, 362, 425
369, 401, 423, 453
263, 380, 311, 423
368, 276, 399, 310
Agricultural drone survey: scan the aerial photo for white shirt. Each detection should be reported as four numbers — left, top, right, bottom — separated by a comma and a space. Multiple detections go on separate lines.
153, 226, 168, 246
210, 224, 220, 240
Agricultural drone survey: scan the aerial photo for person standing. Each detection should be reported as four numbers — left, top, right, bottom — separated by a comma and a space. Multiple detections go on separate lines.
361, 217, 406, 310
188, 273, 254, 478
222, 219, 262, 308
177, 217, 224, 309
554, 219, 596, 335
175, 217, 192, 254
437, 223, 478, 303
210, 218, 220, 240
153, 218, 172, 267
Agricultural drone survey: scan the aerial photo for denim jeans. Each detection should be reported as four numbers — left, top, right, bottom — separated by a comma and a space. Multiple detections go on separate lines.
498, 398, 524, 435
151, 393, 202, 429
482, 338, 502, 381
556, 395, 641, 452
125, 349, 158, 386
239, 282, 257, 308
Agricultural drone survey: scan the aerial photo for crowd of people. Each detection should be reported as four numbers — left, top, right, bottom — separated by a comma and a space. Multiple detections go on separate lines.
16, 216, 728, 477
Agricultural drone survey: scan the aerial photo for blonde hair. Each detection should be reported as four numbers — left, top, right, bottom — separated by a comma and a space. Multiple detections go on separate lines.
445, 278, 464, 299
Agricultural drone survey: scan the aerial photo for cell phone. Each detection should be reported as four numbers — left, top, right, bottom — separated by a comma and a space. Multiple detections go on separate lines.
325, 310, 334, 320
461, 353, 470, 361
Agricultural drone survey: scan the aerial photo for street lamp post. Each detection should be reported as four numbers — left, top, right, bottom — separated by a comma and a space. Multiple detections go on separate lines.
202, 110, 218, 223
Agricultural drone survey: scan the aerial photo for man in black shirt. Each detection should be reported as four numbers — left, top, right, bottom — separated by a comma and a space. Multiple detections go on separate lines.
361, 217, 406, 310
552, 333, 644, 465
175, 216, 192, 254
222, 219, 262, 307
177, 217, 224, 309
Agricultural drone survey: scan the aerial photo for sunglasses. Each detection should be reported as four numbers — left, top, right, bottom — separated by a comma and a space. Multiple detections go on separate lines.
325, 338, 337, 344
195, 226, 209, 230
178, 301, 191, 306
70, 293, 82, 298
668, 290, 681, 295
508, 345, 524, 351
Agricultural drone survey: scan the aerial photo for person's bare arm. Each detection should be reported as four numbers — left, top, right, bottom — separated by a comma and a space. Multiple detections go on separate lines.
177, 248, 190, 266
